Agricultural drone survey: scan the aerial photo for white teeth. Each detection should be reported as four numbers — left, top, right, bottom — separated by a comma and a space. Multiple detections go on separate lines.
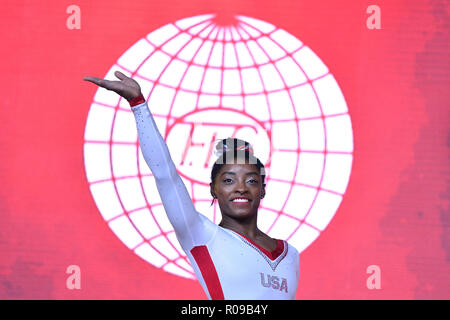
233, 199, 249, 202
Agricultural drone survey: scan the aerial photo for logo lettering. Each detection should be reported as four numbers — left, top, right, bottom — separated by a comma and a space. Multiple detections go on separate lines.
260, 272, 271, 288
259, 272, 288, 293
66, 264, 81, 290
366, 5, 382, 30
366, 265, 381, 289
66, 5, 81, 30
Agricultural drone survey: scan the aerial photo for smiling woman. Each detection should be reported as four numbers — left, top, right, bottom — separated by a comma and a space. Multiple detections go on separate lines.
83, 71, 300, 300
209, 138, 274, 248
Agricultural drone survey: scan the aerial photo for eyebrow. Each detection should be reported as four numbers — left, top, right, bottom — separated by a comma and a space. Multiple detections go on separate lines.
220, 171, 259, 177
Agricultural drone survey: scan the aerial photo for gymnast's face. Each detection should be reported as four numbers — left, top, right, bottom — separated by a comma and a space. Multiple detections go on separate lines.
210, 163, 265, 221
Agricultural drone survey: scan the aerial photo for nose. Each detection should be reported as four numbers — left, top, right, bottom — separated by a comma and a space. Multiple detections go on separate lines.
234, 178, 249, 194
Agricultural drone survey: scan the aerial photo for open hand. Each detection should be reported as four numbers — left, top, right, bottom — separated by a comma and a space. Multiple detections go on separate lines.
83, 71, 142, 101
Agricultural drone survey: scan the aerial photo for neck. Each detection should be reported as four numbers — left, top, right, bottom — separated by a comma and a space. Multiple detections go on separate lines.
219, 215, 261, 239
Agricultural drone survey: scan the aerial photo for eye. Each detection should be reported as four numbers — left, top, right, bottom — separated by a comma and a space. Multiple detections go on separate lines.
223, 178, 233, 183
248, 179, 258, 184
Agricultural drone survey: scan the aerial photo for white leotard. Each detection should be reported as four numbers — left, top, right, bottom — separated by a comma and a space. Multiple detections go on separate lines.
131, 101, 300, 300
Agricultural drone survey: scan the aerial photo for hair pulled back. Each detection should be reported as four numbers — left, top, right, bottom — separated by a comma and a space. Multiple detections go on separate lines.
210, 138, 266, 185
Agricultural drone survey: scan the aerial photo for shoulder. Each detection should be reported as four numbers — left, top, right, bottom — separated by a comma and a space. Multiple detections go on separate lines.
196, 211, 221, 235
285, 241, 300, 260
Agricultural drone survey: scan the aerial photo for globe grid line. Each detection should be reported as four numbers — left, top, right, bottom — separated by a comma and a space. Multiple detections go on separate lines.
240, 21, 345, 240
84, 14, 353, 279
102, 114, 193, 275
111, 135, 190, 269
113, 64, 199, 276
122, 18, 221, 277
134, 19, 221, 249
231, 19, 318, 239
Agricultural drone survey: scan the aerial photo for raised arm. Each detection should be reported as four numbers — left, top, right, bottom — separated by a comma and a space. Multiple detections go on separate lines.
83, 71, 213, 249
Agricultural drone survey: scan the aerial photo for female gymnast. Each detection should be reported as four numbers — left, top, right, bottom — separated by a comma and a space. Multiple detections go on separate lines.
83, 71, 300, 300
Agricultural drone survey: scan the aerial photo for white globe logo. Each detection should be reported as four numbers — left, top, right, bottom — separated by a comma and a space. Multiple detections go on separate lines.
83, 14, 354, 279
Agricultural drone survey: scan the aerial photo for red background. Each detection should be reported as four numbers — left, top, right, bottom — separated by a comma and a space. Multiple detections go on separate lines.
0, 0, 448, 299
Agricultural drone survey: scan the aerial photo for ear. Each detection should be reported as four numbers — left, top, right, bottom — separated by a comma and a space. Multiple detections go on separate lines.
210, 183, 216, 199
260, 184, 266, 199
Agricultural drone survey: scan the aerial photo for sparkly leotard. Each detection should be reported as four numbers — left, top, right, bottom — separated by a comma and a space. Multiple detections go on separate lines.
131, 101, 300, 300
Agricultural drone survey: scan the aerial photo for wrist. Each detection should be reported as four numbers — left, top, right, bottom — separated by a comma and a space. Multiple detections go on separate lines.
127, 93, 145, 107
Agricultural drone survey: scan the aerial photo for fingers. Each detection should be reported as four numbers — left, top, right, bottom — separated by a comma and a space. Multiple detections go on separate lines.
83, 73, 138, 100
83, 76, 120, 91
114, 71, 129, 81
83, 76, 105, 86
84, 72, 130, 86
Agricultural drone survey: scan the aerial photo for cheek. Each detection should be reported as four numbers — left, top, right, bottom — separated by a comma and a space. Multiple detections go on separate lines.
253, 184, 264, 196
214, 189, 228, 203
215, 184, 233, 195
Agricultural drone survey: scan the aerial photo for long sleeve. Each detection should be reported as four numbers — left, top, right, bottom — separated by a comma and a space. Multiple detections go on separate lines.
130, 101, 214, 249
130, 101, 299, 301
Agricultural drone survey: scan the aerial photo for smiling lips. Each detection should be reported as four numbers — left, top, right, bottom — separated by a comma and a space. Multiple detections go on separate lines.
231, 197, 251, 204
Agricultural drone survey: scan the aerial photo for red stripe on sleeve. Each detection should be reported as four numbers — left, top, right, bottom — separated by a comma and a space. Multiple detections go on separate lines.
190, 246, 224, 300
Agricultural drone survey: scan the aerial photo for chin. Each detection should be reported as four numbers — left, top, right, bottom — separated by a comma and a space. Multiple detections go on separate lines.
229, 209, 258, 220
